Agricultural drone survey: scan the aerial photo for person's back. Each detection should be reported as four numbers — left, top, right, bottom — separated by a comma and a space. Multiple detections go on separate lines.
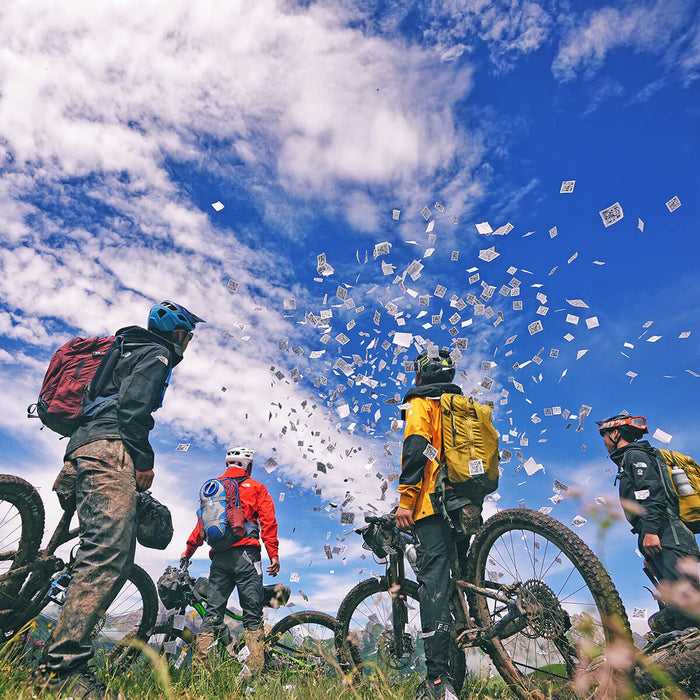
41, 300, 204, 699
395, 347, 485, 700
182, 446, 280, 675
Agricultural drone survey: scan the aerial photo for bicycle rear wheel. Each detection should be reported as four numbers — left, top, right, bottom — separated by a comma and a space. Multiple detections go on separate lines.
465, 508, 630, 699
335, 577, 466, 689
0, 474, 45, 610
268, 610, 360, 678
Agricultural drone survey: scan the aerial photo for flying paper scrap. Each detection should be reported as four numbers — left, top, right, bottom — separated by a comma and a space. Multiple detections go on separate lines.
652, 428, 672, 444
523, 457, 544, 476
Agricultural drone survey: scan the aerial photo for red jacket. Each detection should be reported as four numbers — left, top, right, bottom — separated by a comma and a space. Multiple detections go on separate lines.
184, 466, 279, 561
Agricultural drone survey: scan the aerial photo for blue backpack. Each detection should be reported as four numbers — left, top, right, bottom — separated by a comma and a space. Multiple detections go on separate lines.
197, 477, 247, 551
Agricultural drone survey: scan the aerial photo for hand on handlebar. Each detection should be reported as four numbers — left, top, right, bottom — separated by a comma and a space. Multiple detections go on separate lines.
395, 507, 415, 531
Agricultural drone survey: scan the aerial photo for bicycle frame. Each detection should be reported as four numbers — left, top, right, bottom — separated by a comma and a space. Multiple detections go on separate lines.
362, 515, 530, 656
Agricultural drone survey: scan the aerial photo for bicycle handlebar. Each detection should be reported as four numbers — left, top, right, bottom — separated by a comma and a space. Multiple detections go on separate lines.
363, 513, 396, 525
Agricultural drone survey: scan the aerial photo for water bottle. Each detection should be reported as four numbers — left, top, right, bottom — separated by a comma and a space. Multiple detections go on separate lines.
671, 467, 695, 496
405, 543, 418, 575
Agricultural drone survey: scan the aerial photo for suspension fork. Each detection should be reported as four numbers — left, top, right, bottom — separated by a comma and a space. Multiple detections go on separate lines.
389, 552, 409, 657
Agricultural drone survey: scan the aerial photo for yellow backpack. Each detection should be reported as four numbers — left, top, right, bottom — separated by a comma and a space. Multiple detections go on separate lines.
659, 449, 700, 534
440, 394, 499, 495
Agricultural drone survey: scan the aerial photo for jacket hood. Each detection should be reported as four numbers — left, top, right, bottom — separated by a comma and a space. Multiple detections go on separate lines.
116, 325, 183, 365
401, 382, 462, 419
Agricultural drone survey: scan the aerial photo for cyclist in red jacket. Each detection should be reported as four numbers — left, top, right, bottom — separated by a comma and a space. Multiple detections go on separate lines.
181, 446, 279, 673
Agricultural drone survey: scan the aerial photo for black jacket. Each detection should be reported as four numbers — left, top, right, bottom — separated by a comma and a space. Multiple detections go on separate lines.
610, 440, 698, 554
65, 325, 180, 472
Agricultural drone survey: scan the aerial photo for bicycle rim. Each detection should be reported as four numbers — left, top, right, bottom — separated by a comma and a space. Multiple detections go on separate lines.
465, 508, 630, 699
0, 475, 44, 609
268, 610, 353, 677
335, 578, 424, 680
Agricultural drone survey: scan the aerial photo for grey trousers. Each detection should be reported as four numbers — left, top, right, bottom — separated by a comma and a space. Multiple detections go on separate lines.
200, 545, 264, 633
46, 440, 137, 675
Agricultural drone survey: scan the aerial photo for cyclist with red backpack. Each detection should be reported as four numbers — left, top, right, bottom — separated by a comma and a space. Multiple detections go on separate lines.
39, 300, 204, 699
598, 413, 699, 635
181, 446, 280, 674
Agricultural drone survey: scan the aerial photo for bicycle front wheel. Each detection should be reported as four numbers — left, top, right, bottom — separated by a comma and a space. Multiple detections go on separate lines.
0, 474, 45, 609
268, 610, 359, 678
335, 577, 466, 689
465, 508, 630, 699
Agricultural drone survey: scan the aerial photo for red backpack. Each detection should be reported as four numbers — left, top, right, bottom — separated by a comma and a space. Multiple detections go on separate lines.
28, 335, 122, 436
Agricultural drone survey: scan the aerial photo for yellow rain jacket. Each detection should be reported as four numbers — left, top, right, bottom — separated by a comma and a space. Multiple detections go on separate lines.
398, 383, 462, 521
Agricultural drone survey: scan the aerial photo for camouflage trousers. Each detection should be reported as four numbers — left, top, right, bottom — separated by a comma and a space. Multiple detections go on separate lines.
46, 439, 138, 675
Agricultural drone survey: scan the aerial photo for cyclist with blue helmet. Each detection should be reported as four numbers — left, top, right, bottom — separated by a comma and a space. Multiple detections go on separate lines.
41, 301, 204, 699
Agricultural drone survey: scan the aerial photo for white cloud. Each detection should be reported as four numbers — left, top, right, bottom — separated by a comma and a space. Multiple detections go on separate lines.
0, 0, 476, 212
552, 0, 692, 81
425, 0, 553, 71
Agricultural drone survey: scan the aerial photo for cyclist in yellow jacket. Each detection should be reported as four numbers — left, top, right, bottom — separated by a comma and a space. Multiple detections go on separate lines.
395, 349, 482, 700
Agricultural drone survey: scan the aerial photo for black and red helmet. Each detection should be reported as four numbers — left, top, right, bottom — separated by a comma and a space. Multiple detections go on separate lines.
596, 414, 648, 438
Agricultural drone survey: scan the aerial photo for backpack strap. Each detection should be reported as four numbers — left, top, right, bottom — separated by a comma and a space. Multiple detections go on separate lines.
222, 476, 247, 507
87, 335, 125, 402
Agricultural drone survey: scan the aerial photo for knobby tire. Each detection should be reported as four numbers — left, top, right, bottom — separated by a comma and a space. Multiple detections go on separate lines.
465, 508, 631, 700
0, 474, 45, 609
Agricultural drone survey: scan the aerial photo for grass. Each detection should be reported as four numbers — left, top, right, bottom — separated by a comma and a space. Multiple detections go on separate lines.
0, 633, 518, 700
0, 632, 694, 699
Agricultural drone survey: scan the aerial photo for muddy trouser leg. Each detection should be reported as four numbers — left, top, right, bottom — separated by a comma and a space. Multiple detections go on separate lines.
46, 440, 137, 676
234, 547, 264, 631
645, 546, 699, 630
200, 550, 237, 639
414, 515, 453, 681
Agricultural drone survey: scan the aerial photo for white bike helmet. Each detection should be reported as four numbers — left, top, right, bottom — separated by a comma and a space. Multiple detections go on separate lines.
226, 446, 255, 471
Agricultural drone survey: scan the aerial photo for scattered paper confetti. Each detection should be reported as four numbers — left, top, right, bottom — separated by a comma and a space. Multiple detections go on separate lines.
560, 180, 575, 194
665, 195, 681, 212
652, 428, 672, 444
599, 202, 624, 227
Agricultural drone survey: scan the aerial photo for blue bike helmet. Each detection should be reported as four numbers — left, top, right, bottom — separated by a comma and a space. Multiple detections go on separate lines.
148, 300, 205, 333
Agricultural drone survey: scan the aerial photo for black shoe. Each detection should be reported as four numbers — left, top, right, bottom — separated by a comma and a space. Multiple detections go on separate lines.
415, 675, 458, 700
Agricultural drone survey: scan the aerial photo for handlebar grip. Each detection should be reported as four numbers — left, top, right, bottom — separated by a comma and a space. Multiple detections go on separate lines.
364, 513, 396, 525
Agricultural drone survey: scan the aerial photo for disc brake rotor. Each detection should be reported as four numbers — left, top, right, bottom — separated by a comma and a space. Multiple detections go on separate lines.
377, 629, 414, 669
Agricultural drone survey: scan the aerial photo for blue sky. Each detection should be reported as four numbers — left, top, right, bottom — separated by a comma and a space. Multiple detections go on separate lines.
0, 0, 698, 636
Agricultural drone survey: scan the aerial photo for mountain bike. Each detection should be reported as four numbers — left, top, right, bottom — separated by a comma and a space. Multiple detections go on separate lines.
335, 509, 631, 699
145, 559, 361, 677
0, 473, 158, 667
